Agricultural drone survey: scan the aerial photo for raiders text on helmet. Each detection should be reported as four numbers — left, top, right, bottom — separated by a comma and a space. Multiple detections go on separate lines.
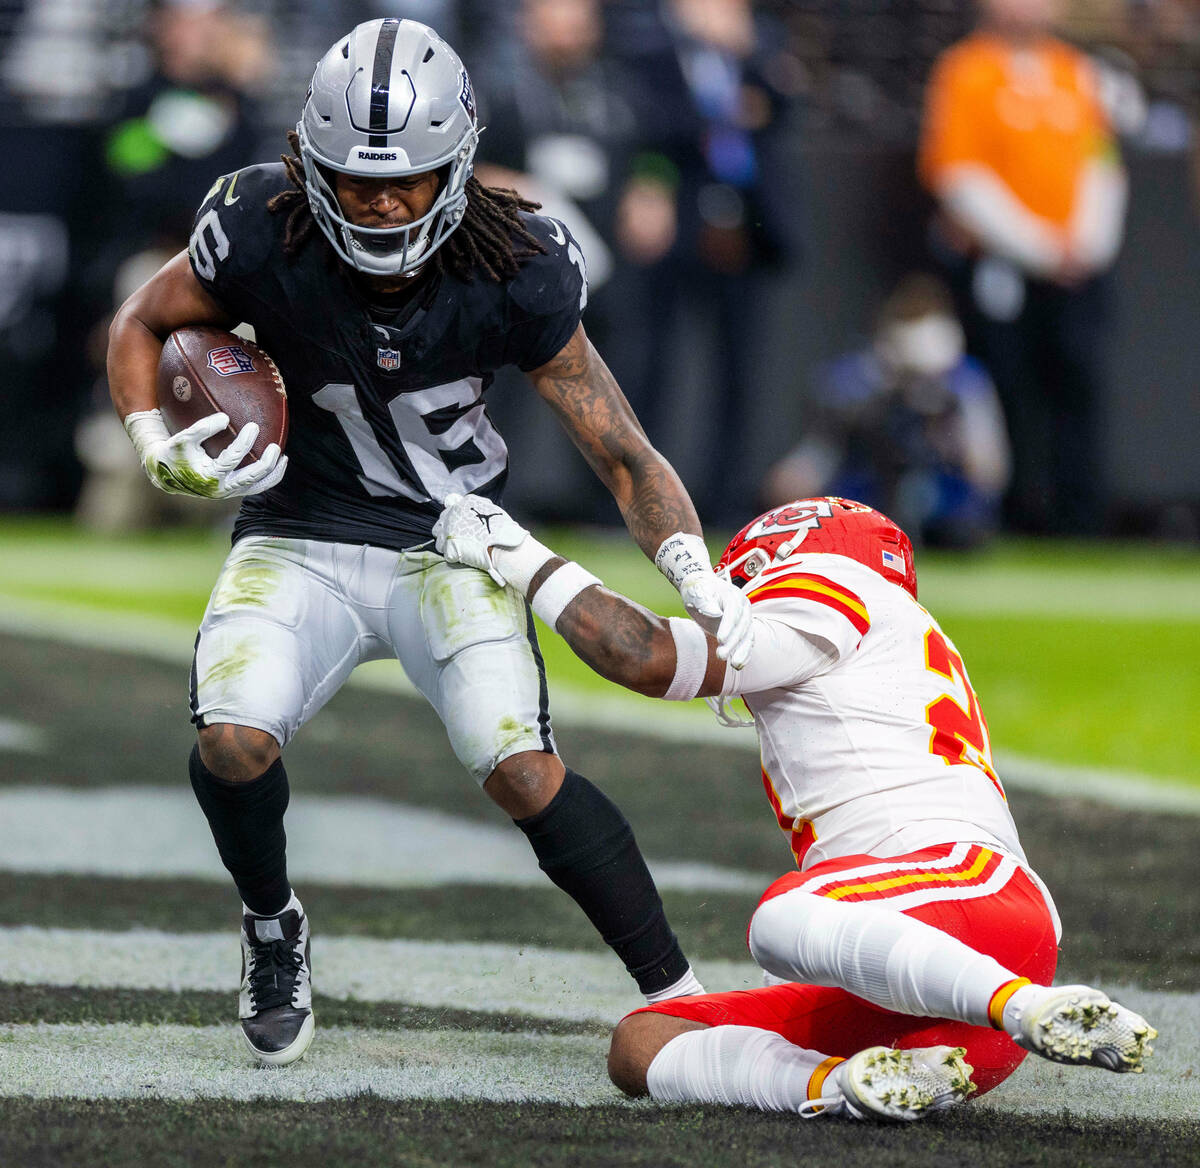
297, 18, 479, 277
716, 497, 919, 599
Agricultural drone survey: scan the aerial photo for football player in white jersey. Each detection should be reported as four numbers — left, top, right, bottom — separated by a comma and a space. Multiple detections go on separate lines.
433, 493, 1157, 1122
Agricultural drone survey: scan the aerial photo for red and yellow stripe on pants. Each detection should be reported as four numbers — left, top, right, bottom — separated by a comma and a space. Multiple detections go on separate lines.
638, 843, 1058, 1097
782, 842, 1014, 911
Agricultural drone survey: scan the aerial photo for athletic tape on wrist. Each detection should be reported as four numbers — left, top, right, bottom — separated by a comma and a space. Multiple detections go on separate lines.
122, 409, 169, 458
493, 536, 555, 594
531, 561, 602, 629
654, 531, 711, 589
664, 617, 709, 701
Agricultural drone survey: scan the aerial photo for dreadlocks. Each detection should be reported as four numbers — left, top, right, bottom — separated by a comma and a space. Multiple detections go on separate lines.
266, 130, 546, 283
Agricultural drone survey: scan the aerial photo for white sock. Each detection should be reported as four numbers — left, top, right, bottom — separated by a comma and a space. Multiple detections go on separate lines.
749, 889, 1020, 1027
999, 982, 1051, 1037
646, 1026, 835, 1112
644, 965, 705, 1004
244, 891, 300, 918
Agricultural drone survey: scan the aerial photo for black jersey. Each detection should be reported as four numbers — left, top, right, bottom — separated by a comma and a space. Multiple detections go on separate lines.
186, 163, 587, 550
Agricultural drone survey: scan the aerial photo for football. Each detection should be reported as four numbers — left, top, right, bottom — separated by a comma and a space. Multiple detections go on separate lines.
156, 326, 288, 465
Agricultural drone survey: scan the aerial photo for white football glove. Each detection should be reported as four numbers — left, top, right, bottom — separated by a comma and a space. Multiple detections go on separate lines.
655, 532, 754, 670
123, 409, 287, 499
433, 492, 532, 586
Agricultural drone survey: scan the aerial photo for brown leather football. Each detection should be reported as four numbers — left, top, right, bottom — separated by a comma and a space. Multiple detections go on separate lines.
157, 326, 287, 464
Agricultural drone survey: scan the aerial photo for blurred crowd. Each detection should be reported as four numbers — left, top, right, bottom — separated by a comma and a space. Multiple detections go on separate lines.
2, 0, 1198, 541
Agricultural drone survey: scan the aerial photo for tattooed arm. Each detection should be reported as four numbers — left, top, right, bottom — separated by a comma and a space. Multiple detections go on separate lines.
527, 323, 754, 669
523, 556, 729, 699
527, 324, 702, 558
433, 493, 818, 700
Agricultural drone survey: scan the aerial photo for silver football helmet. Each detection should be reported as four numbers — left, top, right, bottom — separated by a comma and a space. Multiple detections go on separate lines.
296, 18, 479, 277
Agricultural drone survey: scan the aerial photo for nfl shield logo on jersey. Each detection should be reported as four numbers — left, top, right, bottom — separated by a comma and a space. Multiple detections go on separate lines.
377, 347, 401, 371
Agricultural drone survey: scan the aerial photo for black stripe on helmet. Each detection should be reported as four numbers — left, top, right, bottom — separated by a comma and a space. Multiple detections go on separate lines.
368, 18, 400, 146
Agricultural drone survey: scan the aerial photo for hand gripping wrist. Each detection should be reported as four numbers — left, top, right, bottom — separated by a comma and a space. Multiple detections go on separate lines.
655, 530, 754, 670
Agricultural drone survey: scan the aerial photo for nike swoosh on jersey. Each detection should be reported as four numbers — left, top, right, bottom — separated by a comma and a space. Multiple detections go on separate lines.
224, 174, 240, 206
548, 220, 566, 246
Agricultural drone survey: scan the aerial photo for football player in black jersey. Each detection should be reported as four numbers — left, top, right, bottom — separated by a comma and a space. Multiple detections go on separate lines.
106, 18, 752, 1066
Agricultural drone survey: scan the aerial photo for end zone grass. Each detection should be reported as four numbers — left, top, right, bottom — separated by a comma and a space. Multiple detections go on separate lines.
2, 1097, 1196, 1168
1, 626, 1196, 1166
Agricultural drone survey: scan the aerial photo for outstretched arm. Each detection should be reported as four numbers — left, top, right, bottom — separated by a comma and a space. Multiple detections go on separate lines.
528, 554, 728, 699
543, 562, 830, 701
433, 495, 833, 702
527, 324, 697, 556
527, 324, 752, 667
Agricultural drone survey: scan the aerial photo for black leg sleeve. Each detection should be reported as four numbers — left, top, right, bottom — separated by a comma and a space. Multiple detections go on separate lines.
514, 769, 689, 995
189, 744, 292, 916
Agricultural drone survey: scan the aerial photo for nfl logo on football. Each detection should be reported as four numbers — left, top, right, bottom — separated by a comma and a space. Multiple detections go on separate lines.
206, 345, 256, 377
377, 347, 401, 371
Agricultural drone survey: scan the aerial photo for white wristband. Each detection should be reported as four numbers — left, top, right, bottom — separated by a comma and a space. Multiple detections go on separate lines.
531, 561, 602, 629
664, 616, 709, 701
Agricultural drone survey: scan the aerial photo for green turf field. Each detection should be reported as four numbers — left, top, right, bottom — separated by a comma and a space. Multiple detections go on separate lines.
0, 630, 1197, 1167
1, 512, 1197, 1166
1, 518, 1196, 785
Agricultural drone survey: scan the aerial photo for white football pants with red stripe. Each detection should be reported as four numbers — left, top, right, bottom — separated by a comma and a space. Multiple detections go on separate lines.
640, 843, 1058, 1095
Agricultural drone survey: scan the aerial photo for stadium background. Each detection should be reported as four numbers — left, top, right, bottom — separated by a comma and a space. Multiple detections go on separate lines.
1, 1, 1198, 1164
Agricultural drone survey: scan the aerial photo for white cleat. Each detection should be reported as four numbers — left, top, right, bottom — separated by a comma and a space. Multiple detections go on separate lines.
1010, 985, 1156, 1073
801, 1045, 976, 1122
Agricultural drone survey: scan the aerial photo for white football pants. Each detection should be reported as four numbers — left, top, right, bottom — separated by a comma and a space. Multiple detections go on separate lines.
191, 536, 555, 782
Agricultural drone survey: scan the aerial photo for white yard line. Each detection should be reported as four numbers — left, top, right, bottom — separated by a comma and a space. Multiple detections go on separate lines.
0, 925, 762, 1023
1, 599, 1198, 812
2, 924, 1193, 1122
0, 988, 1194, 1120
0, 786, 767, 893
0, 1022, 622, 1105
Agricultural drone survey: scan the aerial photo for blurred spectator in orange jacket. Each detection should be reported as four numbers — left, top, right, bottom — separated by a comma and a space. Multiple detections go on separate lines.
919, 0, 1127, 535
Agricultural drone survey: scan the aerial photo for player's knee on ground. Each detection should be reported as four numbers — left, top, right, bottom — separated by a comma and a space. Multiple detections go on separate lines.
198, 722, 280, 782
747, 884, 827, 977
483, 750, 565, 818
608, 1012, 709, 1097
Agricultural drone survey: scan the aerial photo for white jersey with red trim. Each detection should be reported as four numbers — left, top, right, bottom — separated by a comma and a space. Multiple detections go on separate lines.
722, 551, 1031, 877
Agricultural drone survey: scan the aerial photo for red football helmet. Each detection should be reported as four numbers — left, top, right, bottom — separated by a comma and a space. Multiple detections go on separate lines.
716, 497, 918, 599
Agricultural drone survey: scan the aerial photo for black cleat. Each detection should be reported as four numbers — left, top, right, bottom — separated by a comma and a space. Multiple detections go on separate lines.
239, 902, 314, 1066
